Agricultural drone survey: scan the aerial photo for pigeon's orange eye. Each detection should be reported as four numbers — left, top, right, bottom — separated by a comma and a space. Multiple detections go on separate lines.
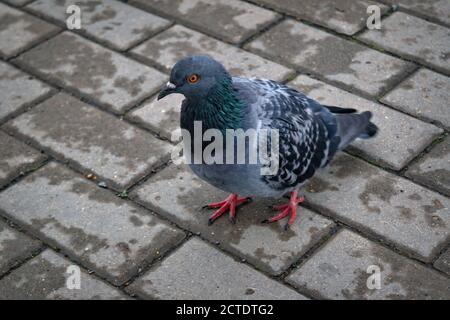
187, 74, 199, 84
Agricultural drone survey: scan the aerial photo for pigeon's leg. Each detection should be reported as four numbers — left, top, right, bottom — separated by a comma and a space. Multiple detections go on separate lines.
263, 191, 304, 230
206, 194, 252, 225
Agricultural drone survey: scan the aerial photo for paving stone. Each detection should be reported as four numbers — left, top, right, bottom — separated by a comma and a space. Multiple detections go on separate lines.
434, 247, 450, 276
0, 61, 53, 123
130, 25, 293, 81
302, 153, 450, 262
290, 75, 442, 170
2, 0, 32, 7
381, 69, 450, 130
15, 32, 167, 114
132, 164, 335, 275
358, 12, 450, 74
0, 131, 46, 187
5, 93, 173, 190
0, 249, 127, 299
131, 0, 280, 44
286, 229, 450, 299
128, 237, 306, 299
0, 3, 59, 58
406, 137, 450, 197
0, 220, 41, 276
381, 0, 450, 26
252, 0, 388, 35
127, 93, 184, 142
27, 0, 171, 51
246, 19, 412, 97
0, 162, 185, 285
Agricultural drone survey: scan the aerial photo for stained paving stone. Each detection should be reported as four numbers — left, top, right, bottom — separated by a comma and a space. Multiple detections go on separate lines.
0, 61, 53, 123
434, 247, 450, 276
130, 0, 280, 44
405, 137, 450, 197
0, 131, 46, 188
0, 163, 185, 285
381, 0, 450, 26
0, 249, 128, 299
27, 0, 171, 51
130, 25, 293, 81
381, 69, 450, 130
286, 229, 450, 300
290, 75, 442, 170
0, 220, 42, 276
14, 32, 167, 114
132, 164, 335, 276
358, 12, 450, 74
246, 19, 413, 97
4, 93, 173, 190
303, 153, 450, 262
0, 3, 59, 58
252, 0, 388, 35
128, 237, 306, 299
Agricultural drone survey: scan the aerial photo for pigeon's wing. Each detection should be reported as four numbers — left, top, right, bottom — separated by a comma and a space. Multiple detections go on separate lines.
233, 78, 341, 190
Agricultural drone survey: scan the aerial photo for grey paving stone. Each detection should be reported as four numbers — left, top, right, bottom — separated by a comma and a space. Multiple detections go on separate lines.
132, 164, 335, 275
0, 3, 59, 58
303, 153, 450, 262
406, 137, 450, 197
434, 247, 450, 276
2, 0, 32, 7
128, 237, 306, 299
0, 220, 41, 276
0, 249, 127, 299
286, 229, 450, 299
130, 25, 293, 81
252, 0, 388, 35
246, 19, 412, 97
131, 0, 280, 44
0, 61, 53, 123
15, 32, 167, 114
0, 162, 185, 285
5, 93, 173, 190
381, 69, 450, 129
358, 12, 450, 74
381, 0, 450, 26
27, 0, 171, 51
0, 131, 46, 187
290, 75, 442, 170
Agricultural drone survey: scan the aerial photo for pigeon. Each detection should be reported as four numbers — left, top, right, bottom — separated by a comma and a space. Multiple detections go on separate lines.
158, 55, 378, 229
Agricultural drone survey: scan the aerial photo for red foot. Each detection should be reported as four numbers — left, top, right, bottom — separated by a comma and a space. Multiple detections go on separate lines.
205, 194, 252, 225
263, 191, 304, 230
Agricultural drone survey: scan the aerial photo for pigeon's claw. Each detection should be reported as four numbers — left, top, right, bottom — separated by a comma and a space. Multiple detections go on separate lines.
263, 192, 304, 230
206, 194, 251, 225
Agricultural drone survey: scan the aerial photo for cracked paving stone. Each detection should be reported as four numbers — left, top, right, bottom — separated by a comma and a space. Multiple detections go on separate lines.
0, 220, 41, 276
358, 12, 450, 74
0, 162, 185, 285
14, 32, 167, 114
4, 93, 173, 190
0, 131, 46, 188
246, 19, 413, 97
27, 0, 171, 51
130, 25, 293, 81
0, 249, 128, 299
132, 164, 335, 276
0, 3, 59, 58
303, 153, 450, 263
130, 0, 280, 44
381, 0, 450, 27
290, 75, 442, 170
252, 0, 388, 35
0, 61, 53, 123
434, 248, 450, 276
127, 237, 306, 299
406, 137, 450, 197
381, 68, 450, 130
286, 229, 450, 300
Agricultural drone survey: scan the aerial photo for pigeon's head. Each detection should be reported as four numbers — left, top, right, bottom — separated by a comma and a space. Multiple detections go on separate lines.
157, 55, 230, 101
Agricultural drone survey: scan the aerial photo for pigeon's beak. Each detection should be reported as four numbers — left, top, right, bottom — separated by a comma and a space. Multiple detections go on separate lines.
157, 82, 177, 100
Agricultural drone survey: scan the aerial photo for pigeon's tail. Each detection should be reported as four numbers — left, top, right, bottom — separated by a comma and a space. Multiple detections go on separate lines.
335, 111, 378, 150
